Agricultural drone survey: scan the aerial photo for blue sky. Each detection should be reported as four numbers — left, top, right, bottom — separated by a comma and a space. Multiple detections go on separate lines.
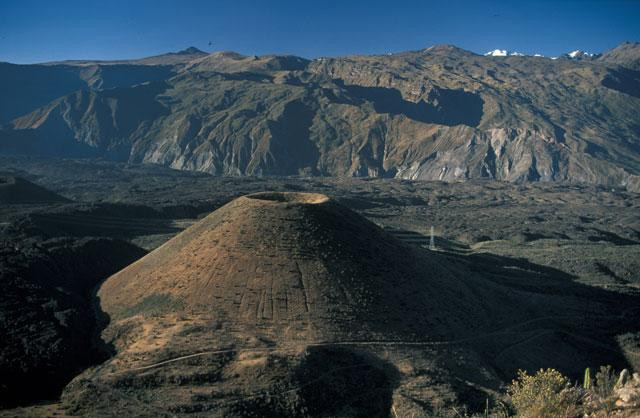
1, 0, 639, 63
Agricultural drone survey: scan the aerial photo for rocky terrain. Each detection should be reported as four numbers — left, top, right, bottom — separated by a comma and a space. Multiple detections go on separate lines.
0, 156, 639, 416
1, 42, 639, 190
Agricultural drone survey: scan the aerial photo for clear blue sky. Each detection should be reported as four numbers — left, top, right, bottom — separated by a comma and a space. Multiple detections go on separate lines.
1, 0, 639, 63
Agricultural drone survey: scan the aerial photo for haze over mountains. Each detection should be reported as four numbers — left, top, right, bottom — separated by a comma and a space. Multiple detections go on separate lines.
1, 42, 639, 189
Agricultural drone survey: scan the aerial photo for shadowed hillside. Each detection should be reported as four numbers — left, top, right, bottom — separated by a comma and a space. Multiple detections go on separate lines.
0, 175, 70, 204
0, 237, 147, 407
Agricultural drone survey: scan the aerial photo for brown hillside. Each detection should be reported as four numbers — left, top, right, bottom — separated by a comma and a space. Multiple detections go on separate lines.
100, 191, 491, 342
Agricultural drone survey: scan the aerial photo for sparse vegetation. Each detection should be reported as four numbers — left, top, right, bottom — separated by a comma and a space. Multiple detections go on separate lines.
507, 368, 583, 417
501, 366, 639, 417
594, 365, 617, 399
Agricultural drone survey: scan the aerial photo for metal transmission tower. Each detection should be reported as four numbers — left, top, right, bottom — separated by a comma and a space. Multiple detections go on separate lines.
429, 225, 436, 250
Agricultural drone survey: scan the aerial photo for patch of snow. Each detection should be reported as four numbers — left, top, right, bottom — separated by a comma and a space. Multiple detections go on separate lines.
485, 50, 532, 57
483, 48, 596, 60
485, 49, 508, 57
567, 50, 594, 58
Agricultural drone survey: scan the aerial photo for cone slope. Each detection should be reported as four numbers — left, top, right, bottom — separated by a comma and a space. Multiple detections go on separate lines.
99, 192, 488, 341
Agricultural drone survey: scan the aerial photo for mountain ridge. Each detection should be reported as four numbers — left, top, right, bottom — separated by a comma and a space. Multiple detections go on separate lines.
1, 42, 639, 190
39, 46, 208, 67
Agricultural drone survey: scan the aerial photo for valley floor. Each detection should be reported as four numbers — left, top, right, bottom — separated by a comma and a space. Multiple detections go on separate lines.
1, 156, 639, 415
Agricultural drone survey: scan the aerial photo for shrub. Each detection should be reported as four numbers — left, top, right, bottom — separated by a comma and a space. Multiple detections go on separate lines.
594, 365, 616, 399
587, 365, 617, 414
507, 368, 583, 418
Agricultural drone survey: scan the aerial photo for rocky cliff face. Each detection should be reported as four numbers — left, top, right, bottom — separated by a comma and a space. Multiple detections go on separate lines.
2, 44, 640, 190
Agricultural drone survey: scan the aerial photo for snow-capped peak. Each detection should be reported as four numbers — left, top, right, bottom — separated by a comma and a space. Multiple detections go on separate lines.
567, 50, 595, 59
484, 49, 527, 57
482, 48, 600, 60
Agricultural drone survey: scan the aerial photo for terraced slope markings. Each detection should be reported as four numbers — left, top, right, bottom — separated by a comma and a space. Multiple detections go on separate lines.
99, 191, 497, 341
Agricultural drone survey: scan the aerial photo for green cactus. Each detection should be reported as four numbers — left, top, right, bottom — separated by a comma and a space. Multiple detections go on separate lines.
583, 367, 591, 390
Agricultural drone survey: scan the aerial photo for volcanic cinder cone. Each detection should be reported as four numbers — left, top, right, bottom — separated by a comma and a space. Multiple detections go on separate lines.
63, 192, 637, 416
0, 175, 70, 203
99, 191, 488, 343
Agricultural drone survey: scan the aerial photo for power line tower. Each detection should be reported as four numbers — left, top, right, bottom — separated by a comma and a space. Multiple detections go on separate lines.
429, 225, 436, 251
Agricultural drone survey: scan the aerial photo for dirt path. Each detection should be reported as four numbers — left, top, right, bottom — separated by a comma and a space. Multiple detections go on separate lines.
107, 308, 636, 376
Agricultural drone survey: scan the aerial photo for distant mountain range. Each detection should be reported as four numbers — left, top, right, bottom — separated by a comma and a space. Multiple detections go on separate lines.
1, 42, 639, 190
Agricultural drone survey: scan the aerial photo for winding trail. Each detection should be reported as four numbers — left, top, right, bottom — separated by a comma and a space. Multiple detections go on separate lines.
80, 306, 640, 415
107, 307, 638, 376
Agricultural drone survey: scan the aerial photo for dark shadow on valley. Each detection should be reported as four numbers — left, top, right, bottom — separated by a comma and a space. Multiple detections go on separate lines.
16, 203, 184, 240
335, 80, 484, 127
389, 227, 640, 382
462, 250, 640, 382
602, 68, 640, 99
264, 100, 320, 175
293, 346, 400, 417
